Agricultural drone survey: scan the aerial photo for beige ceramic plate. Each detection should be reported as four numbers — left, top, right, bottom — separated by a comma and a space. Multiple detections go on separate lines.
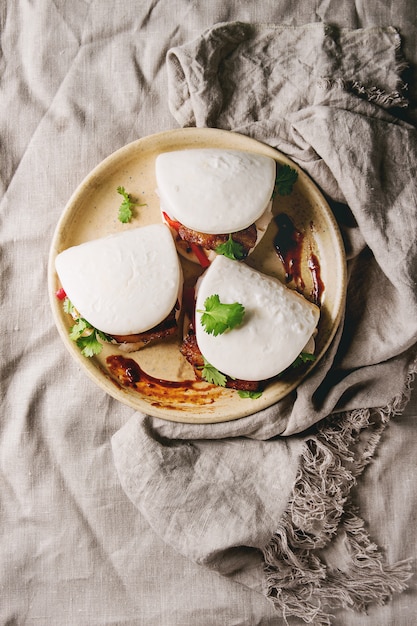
48, 128, 346, 423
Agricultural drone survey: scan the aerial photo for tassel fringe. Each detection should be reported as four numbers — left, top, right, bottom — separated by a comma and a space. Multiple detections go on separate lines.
263, 360, 416, 624
349, 80, 408, 109
320, 24, 409, 109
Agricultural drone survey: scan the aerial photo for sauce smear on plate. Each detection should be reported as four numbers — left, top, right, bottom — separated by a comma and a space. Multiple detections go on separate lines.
273, 213, 325, 306
106, 354, 222, 409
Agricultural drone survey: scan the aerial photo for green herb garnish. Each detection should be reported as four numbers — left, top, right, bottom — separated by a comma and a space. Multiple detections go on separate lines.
199, 358, 228, 387
116, 186, 146, 223
75, 330, 107, 358
68, 317, 90, 342
63, 297, 74, 315
237, 390, 263, 399
291, 352, 316, 368
197, 294, 245, 336
215, 234, 245, 260
63, 297, 111, 357
273, 165, 298, 197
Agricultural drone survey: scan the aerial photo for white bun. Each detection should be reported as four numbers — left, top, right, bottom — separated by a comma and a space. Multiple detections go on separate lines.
195, 256, 320, 381
55, 224, 182, 336
156, 149, 276, 234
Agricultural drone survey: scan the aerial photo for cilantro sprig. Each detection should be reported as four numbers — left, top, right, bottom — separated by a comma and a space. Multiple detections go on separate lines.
197, 294, 245, 336
215, 235, 245, 261
199, 358, 227, 387
63, 297, 74, 315
273, 165, 298, 197
237, 389, 263, 399
63, 297, 111, 357
116, 186, 146, 223
75, 329, 108, 358
291, 351, 316, 369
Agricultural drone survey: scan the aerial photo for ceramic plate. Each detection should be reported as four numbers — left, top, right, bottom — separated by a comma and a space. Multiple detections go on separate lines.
48, 128, 346, 423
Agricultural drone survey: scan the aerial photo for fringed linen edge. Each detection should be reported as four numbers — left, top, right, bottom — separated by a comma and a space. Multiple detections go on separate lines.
262, 360, 416, 625
320, 24, 409, 110
349, 31, 409, 109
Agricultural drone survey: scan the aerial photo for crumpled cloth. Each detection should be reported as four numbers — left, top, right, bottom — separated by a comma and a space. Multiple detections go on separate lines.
112, 23, 417, 624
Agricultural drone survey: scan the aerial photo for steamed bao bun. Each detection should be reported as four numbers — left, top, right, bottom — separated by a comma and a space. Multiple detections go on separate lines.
155, 148, 276, 264
55, 224, 183, 336
195, 256, 320, 381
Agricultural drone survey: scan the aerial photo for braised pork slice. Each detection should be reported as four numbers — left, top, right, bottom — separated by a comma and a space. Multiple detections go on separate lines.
177, 223, 257, 257
111, 307, 178, 352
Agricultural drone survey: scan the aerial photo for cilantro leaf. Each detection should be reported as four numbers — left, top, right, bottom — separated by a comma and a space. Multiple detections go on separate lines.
69, 318, 89, 341
63, 297, 74, 315
197, 294, 245, 336
76, 331, 104, 358
96, 329, 113, 343
116, 186, 146, 223
291, 352, 316, 368
273, 165, 298, 197
200, 358, 227, 387
237, 390, 263, 399
63, 297, 109, 357
68, 317, 105, 357
215, 235, 245, 260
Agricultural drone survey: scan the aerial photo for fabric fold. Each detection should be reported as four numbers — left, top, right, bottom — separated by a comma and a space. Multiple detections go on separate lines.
112, 22, 416, 624
112, 415, 305, 573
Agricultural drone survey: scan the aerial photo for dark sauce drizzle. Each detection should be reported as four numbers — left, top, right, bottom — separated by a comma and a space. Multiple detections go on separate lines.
106, 354, 221, 408
273, 214, 305, 291
107, 354, 194, 389
273, 213, 324, 306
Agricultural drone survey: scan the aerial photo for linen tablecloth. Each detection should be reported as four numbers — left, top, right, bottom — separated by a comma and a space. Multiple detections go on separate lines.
2, 3, 417, 625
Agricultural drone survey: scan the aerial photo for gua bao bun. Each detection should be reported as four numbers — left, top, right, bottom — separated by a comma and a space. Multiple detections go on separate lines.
182, 256, 320, 388
156, 149, 276, 266
55, 224, 183, 352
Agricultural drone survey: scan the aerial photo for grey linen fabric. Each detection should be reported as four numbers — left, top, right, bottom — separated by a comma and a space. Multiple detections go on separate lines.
112, 23, 417, 624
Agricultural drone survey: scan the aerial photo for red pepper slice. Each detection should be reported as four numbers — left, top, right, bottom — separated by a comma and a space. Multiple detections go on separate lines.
163, 211, 210, 268
189, 242, 211, 268
55, 287, 66, 300
162, 211, 181, 232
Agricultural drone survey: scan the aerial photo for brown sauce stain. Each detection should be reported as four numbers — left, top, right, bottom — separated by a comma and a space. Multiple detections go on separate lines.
273, 213, 305, 291
273, 213, 325, 306
106, 354, 222, 409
